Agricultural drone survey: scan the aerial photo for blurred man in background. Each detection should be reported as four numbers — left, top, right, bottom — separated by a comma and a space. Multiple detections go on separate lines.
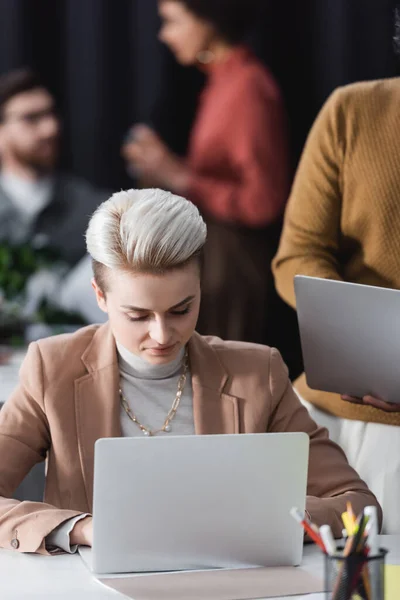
0, 68, 107, 266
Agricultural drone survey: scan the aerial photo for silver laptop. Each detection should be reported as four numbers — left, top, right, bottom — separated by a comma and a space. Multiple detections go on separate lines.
295, 275, 400, 403
91, 432, 309, 574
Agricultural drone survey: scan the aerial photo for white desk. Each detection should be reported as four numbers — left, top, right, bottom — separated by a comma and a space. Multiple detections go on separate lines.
0, 536, 398, 600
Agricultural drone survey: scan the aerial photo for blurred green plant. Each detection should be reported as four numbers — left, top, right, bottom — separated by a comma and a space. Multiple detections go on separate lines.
36, 299, 85, 326
0, 243, 56, 299
0, 243, 85, 336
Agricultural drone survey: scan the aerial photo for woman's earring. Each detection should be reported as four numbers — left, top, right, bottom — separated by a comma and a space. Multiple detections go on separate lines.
196, 50, 215, 65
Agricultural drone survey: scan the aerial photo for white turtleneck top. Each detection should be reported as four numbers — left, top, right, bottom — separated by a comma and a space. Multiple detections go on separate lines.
47, 344, 195, 553
117, 342, 194, 437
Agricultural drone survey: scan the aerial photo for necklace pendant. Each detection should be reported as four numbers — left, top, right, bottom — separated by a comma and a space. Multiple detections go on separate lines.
143, 429, 151, 437
164, 424, 172, 433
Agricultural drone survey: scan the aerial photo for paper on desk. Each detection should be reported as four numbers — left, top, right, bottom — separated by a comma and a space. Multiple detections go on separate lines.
385, 565, 400, 600
99, 566, 324, 600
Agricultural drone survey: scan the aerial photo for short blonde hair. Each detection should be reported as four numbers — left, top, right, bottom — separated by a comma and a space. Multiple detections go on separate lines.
86, 188, 207, 289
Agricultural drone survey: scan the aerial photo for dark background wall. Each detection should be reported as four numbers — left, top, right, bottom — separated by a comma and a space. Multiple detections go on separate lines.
0, 0, 398, 190
0, 0, 398, 375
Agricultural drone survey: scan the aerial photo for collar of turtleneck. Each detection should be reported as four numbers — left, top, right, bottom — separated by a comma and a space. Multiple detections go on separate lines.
116, 342, 186, 381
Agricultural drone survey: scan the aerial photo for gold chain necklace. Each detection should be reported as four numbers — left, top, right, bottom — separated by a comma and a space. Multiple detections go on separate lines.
119, 349, 189, 437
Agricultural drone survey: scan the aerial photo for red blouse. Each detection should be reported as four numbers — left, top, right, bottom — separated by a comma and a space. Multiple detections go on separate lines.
186, 47, 289, 228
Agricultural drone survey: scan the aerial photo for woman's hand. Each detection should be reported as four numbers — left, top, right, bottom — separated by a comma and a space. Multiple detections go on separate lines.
70, 516, 93, 547
341, 394, 400, 412
122, 124, 189, 192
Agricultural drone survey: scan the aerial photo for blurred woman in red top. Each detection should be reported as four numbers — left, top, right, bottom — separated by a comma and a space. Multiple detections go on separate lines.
123, 0, 289, 343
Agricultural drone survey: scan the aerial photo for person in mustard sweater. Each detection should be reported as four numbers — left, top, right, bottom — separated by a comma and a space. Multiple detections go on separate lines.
272, 78, 400, 533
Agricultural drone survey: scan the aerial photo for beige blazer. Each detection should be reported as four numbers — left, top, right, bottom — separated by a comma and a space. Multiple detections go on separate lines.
0, 324, 381, 554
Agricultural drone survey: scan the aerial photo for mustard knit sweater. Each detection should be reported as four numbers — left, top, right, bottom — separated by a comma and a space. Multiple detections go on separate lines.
273, 78, 400, 426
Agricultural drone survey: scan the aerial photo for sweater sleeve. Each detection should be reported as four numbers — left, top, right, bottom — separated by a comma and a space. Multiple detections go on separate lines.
272, 88, 347, 308
0, 343, 84, 554
187, 78, 289, 228
267, 348, 382, 537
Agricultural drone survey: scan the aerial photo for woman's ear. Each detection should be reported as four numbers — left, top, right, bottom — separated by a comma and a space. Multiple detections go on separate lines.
91, 278, 108, 313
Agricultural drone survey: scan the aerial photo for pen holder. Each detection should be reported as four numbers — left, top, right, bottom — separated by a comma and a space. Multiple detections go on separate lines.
324, 547, 387, 600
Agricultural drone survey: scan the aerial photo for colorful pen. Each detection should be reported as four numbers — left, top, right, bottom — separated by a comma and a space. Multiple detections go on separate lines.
319, 525, 337, 556
290, 507, 326, 551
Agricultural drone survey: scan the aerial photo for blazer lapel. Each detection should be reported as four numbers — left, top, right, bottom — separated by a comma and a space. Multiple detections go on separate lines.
75, 329, 240, 509
189, 333, 239, 435
75, 324, 121, 510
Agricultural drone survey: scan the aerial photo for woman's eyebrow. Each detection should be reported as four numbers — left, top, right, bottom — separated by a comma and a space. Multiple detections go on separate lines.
169, 295, 195, 309
121, 295, 195, 312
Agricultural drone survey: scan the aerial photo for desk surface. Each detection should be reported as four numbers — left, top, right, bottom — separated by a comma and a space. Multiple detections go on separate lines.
0, 536, 399, 600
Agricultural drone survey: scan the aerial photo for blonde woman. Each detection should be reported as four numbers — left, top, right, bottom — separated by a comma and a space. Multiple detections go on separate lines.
0, 189, 380, 554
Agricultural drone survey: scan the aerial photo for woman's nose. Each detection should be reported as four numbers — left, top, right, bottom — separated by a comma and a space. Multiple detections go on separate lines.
149, 318, 172, 345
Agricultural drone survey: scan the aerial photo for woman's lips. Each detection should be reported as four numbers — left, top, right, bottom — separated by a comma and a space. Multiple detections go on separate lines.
146, 343, 177, 355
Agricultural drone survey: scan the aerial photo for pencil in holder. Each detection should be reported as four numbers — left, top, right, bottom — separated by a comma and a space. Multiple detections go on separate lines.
324, 547, 387, 600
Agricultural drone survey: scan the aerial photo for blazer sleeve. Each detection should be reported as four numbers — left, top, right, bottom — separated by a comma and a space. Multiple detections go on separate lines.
0, 343, 83, 554
266, 348, 382, 537
272, 88, 347, 308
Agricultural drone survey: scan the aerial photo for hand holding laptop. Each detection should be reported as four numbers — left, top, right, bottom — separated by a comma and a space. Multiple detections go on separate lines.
341, 394, 400, 413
